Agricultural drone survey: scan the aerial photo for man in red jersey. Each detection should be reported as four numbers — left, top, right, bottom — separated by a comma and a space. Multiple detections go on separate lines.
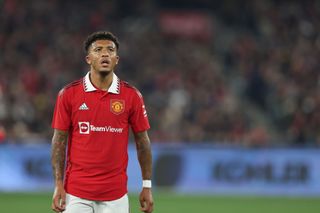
51, 31, 153, 213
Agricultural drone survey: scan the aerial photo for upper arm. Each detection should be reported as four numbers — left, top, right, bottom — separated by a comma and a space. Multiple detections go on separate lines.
129, 90, 150, 133
52, 88, 72, 131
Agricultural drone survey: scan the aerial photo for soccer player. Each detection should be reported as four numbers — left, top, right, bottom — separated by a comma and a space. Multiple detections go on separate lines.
51, 31, 154, 213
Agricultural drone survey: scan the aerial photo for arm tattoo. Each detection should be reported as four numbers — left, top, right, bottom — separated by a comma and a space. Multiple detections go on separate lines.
134, 131, 152, 180
51, 129, 68, 183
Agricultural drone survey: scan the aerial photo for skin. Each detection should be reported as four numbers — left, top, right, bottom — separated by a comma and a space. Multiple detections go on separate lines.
85, 39, 119, 90
134, 131, 154, 213
51, 129, 68, 212
51, 38, 153, 213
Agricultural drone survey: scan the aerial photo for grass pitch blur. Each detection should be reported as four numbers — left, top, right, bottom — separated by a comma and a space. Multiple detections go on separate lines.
0, 192, 319, 213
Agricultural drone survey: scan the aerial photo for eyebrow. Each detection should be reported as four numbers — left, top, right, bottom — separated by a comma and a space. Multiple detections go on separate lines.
92, 44, 116, 49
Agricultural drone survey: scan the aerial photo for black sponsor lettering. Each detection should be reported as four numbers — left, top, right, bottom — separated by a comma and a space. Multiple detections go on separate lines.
24, 157, 52, 179
154, 154, 182, 187
213, 160, 309, 183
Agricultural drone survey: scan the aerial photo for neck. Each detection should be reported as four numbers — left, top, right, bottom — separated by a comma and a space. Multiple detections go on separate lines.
90, 71, 113, 91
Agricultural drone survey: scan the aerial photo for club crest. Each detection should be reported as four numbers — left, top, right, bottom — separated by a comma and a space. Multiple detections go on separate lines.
110, 99, 125, 115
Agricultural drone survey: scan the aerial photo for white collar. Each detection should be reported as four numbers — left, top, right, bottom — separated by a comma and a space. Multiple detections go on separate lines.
83, 72, 120, 94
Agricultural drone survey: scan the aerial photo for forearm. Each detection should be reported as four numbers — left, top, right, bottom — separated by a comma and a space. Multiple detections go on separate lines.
51, 130, 68, 185
134, 131, 152, 180
137, 145, 152, 180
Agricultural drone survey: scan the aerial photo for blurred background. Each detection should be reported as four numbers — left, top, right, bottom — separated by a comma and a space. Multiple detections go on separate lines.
0, 0, 320, 212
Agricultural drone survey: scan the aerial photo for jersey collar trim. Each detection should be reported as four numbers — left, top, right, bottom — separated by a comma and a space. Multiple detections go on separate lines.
83, 72, 120, 94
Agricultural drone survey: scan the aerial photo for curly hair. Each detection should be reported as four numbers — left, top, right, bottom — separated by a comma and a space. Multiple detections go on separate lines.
84, 31, 120, 53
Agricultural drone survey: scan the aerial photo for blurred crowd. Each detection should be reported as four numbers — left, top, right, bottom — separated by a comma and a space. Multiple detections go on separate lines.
0, 0, 319, 146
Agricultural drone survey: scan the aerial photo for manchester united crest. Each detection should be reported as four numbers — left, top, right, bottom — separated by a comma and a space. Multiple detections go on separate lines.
110, 99, 125, 115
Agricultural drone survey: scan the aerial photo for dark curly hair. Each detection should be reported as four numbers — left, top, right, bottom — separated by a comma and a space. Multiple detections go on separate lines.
84, 31, 120, 53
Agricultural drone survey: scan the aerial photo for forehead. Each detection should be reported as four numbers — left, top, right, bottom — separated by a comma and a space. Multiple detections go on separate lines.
90, 39, 116, 49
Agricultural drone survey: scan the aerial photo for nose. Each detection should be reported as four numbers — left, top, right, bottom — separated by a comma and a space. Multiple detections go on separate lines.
101, 50, 109, 57
99, 48, 110, 57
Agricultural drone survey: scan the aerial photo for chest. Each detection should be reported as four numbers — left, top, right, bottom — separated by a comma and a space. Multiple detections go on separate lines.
71, 92, 130, 125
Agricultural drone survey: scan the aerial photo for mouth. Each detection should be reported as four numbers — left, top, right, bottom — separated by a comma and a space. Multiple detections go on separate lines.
100, 59, 110, 66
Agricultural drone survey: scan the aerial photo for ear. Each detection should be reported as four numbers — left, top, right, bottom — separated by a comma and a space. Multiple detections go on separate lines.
115, 55, 120, 65
85, 55, 91, 65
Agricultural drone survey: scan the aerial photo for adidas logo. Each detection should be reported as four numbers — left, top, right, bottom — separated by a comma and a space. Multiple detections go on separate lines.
79, 103, 89, 110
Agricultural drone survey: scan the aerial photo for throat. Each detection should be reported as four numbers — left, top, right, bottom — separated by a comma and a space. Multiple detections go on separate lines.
90, 71, 113, 91
98, 71, 110, 78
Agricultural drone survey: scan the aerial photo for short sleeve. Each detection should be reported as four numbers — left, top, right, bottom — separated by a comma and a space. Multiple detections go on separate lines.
51, 88, 72, 131
129, 90, 150, 133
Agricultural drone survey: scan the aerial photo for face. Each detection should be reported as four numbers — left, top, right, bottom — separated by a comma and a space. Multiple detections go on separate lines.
86, 39, 119, 74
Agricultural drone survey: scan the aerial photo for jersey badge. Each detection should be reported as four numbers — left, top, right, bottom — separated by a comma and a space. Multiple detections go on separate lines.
110, 99, 125, 115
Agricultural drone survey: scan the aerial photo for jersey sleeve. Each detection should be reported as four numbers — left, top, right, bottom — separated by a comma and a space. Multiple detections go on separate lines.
129, 90, 150, 133
51, 88, 72, 131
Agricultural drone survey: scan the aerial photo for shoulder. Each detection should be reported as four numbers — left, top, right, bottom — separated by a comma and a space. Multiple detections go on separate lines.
120, 80, 143, 98
58, 78, 83, 96
64, 78, 83, 90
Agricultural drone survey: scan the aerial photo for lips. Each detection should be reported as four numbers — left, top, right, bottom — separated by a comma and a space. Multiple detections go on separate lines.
101, 59, 110, 65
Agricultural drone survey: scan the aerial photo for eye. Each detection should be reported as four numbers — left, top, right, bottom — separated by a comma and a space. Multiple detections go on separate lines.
108, 47, 115, 52
94, 47, 102, 52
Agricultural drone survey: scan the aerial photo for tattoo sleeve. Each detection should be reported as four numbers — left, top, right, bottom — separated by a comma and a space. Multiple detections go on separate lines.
134, 131, 152, 180
51, 129, 68, 184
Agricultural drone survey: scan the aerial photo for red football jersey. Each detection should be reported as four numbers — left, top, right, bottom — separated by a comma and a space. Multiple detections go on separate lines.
52, 72, 150, 201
